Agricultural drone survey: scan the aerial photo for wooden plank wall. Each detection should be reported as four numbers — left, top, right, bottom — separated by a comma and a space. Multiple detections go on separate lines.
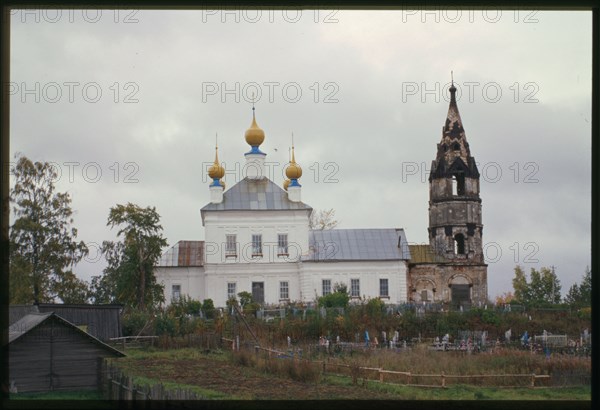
9, 318, 121, 393
37, 305, 122, 341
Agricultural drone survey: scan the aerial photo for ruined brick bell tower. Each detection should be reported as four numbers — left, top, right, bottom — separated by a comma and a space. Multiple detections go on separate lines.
409, 77, 488, 307
428, 80, 484, 262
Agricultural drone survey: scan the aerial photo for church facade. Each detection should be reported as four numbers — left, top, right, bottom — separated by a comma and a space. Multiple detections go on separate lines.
155, 82, 487, 308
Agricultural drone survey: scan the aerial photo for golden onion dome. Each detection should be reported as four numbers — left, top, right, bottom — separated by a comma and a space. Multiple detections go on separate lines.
285, 146, 302, 179
208, 147, 225, 180
244, 114, 265, 146
283, 178, 290, 191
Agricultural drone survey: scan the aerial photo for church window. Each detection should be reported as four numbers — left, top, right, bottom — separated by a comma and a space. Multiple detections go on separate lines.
278, 234, 288, 256
350, 279, 360, 298
454, 234, 465, 255
379, 279, 389, 297
252, 234, 262, 256
421, 290, 429, 302
280, 281, 289, 300
227, 282, 237, 300
322, 279, 331, 296
453, 143, 460, 151
172, 284, 181, 301
226, 234, 237, 257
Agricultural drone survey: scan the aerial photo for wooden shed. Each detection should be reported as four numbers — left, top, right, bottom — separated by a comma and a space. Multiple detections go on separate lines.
36, 303, 124, 342
9, 304, 40, 325
8, 312, 125, 393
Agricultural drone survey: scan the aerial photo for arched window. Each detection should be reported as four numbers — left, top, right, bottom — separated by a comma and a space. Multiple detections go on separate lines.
452, 176, 457, 196
452, 173, 465, 196
453, 143, 460, 151
454, 234, 465, 255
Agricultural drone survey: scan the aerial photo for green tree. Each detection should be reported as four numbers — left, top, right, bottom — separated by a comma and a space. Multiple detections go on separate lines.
511, 265, 561, 307
564, 266, 591, 308
365, 297, 385, 319
170, 295, 202, 316
237, 291, 253, 308
512, 265, 529, 303
202, 298, 216, 319
92, 203, 167, 311
9, 155, 89, 304
528, 266, 561, 305
318, 282, 349, 308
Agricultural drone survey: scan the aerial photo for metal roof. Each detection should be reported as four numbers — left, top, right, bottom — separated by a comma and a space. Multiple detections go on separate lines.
8, 312, 125, 357
35, 303, 123, 341
201, 178, 312, 214
9, 304, 40, 325
157, 240, 204, 267
9, 312, 53, 343
304, 228, 411, 262
408, 244, 450, 264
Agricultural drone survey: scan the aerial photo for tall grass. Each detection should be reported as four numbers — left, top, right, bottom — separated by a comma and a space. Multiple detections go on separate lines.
323, 344, 591, 387
331, 345, 591, 375
231, 349, 321, 383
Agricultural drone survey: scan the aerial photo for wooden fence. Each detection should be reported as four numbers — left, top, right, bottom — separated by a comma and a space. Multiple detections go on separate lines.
109, 336, 158, 350
321, 361, 555, 389
248, 345, 586, 389
248, 345, 548, 388
101, 361, 207, 400
236, 338, 591, 388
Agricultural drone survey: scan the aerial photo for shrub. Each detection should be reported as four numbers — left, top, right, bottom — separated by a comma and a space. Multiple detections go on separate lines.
282, 359, 321, 383
202, 298, 216, 319
122, 309, 153, 336
319, 291, 349, 308
232, 349, 256, 368
155, 312, 177, 337
577, 307, 591, 321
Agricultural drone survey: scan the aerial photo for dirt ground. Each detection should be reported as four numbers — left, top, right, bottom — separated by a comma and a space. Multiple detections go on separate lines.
117, 355, 396, 400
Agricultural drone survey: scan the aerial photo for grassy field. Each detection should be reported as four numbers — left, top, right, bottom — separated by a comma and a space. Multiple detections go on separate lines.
107, 346, 591, 400
323, 374, 591, 400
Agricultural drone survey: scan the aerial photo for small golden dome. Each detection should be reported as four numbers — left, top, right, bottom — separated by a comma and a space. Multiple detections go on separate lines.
245, 114, 265, 146
208, 147, 225, 179
285, 146, 302, 179
283, 179, 290, 190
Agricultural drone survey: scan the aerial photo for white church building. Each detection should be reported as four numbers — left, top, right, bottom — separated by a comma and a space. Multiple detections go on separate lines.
155, 108, 410, 307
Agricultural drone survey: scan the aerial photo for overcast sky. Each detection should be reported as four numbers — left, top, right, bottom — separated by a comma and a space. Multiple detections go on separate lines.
9, 9, 591, 300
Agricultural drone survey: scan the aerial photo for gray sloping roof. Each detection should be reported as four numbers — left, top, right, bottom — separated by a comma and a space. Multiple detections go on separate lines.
8, 312, 125, 357
9, 312, 53, 343
304, 228, 411, 262
9, 304, 40, 325
201, 178, 312, 213
36, 303, 123, 341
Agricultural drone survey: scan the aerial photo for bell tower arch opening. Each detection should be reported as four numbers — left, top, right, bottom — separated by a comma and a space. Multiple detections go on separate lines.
452, 173, 465, 196
454, 233, 465, 255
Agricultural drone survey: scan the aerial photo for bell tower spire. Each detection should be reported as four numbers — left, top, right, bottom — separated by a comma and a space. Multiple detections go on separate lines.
428, 76, 483, 263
